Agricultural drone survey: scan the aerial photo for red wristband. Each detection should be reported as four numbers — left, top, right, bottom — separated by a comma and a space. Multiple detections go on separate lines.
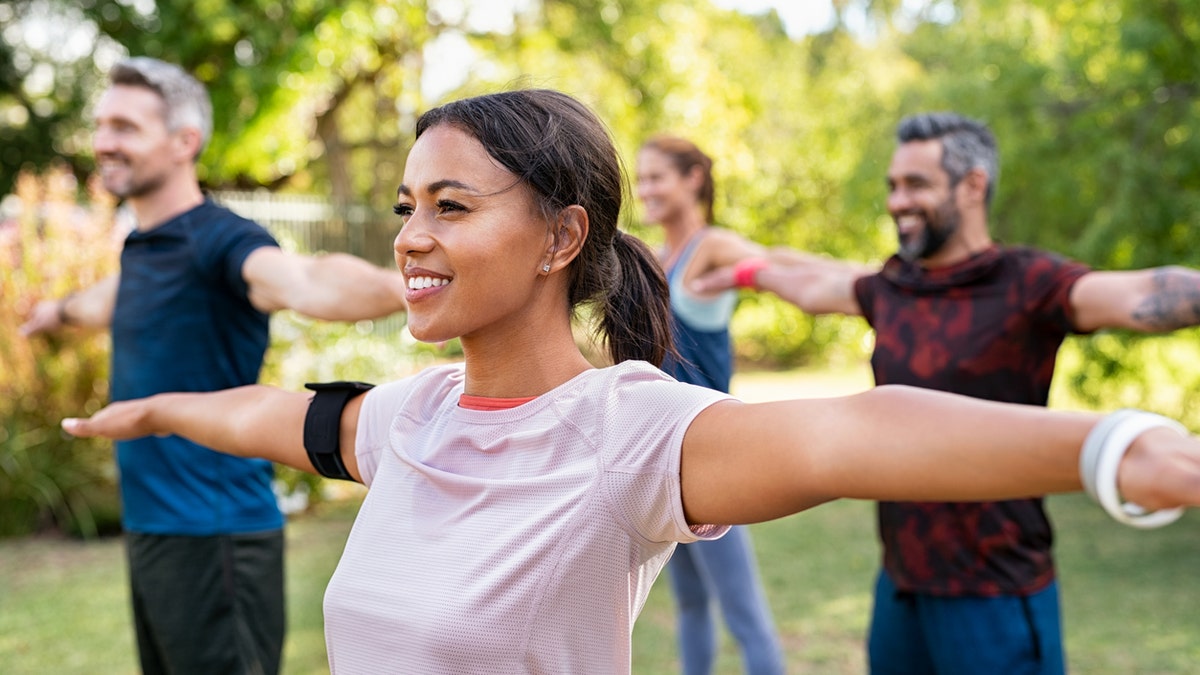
732, 258, 768, 289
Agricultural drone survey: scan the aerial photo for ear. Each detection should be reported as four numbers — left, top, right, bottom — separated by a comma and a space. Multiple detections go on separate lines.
541, 205, 589, 275
959, 167, 989, 207
172, 126, 204, 162
685, 164, 706, 197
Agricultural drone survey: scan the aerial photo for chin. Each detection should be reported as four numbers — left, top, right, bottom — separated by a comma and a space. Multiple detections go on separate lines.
407, 323, 456, 344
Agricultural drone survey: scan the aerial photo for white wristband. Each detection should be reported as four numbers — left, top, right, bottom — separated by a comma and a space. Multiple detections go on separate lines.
1079, 409, 1186, 529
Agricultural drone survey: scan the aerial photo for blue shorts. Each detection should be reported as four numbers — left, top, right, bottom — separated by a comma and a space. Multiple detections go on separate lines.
867, 570, 1065, 675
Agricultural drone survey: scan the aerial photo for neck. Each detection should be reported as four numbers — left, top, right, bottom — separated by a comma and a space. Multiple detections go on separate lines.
919, 214, 993, 269
129, 174, 205, 231
458, 298, 594, 399
659, 207, 708, 259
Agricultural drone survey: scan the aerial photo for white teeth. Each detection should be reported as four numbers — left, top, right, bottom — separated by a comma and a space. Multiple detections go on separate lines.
407, 276, 449, 290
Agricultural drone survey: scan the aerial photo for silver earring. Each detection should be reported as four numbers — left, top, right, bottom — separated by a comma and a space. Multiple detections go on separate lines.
542, 264, 551, 272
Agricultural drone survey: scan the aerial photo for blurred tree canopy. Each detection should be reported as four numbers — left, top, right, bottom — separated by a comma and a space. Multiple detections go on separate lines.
3, 0, 1198, 381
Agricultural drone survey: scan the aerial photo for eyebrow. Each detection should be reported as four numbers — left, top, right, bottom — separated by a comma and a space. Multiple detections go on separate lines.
397, 179, 477, 197
886, 171, 932, 185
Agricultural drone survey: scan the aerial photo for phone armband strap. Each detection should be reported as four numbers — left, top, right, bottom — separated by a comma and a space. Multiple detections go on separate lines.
302, 381, 375, 481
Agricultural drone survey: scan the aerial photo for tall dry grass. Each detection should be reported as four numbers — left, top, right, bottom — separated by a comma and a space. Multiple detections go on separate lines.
1, 166, 123, 537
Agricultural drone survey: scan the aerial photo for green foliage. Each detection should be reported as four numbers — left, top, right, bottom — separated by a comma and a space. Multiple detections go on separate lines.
877, 0, 1200, 417
1053, 331, 1200, 431
0, 167, 121, 538
0, 2, 99, 196
5, 0, 1200, 411
882, 0, 1200, 271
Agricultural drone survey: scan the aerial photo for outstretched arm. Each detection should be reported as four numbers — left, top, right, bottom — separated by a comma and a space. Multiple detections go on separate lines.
680, 386, 1200, 526
20, 274, 120, 335
243, 247, 407, 321
61, 385, 366, 483
1071, 266, 1200, 333
690, 246, 872, 316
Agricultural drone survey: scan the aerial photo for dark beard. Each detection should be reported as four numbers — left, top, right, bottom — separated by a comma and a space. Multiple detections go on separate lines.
897, 198, 960, 262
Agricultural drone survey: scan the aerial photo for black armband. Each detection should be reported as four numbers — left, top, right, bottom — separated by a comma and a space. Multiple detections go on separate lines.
302, 381, 375, 481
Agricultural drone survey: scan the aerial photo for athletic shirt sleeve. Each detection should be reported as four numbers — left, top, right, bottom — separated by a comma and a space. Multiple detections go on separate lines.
1013, 247, 1091, 334
853, 272, 880, 327
351, 366, 464, 486
598, 365, 734, 543
351, 386, 392, 486
189, 201, 279, 295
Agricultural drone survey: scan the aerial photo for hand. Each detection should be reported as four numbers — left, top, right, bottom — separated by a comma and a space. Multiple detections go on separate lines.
19, 299, 64, 336
1119, 426, 1200, 512
62, 399, 160, 441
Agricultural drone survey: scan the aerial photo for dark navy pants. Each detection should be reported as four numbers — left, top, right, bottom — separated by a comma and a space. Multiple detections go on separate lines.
867, 570, 1065, 675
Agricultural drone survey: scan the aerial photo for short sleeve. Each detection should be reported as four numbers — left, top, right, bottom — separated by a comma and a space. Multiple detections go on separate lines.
598, 367, 732, 544
853, 272, 880, 326
352, 382, 406, 486
190, 203, 278, 297
1019, 248, 1090, 334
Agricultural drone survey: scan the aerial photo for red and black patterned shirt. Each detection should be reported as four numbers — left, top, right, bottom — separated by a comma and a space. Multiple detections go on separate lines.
853, 245, 1090, 597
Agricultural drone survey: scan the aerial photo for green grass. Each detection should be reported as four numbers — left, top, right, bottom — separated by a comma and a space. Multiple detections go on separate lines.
2, 367, 1198, 673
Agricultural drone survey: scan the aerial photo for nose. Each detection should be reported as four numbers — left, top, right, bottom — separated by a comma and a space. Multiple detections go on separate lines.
393, 208, 435, 264
92, 125, 116, 155
886, 185, 911, 215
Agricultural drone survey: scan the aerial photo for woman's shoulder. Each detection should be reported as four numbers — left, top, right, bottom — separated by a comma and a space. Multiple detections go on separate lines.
585, 361, 731, 413
364, 363, 465, 416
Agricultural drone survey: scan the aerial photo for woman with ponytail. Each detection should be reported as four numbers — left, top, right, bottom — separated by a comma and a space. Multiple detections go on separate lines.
64, 89, 1200, 674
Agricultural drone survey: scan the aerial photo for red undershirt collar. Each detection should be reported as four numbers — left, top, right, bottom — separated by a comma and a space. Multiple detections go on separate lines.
458, 394, 538, 411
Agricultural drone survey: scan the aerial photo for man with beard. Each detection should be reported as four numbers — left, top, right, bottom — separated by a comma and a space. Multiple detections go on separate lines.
694, 111, 1200, 674
20, 57, 407, 675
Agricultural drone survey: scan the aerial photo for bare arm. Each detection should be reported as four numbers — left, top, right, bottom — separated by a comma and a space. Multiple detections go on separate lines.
61, 385, 366, 483
243, 248, 407, 321
1071, 266, 1200, 333
686, 229, 768, 281
680, 386, 1200, 525
690, 246, 871, 316
20, 274, 120, 335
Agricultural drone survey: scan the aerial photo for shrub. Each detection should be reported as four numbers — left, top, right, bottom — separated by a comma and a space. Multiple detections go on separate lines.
1, 167, 122, 538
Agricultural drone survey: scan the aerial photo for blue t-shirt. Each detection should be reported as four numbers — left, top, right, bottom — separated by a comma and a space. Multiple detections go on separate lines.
659, 232, 737, 393
111, 199, 283, 535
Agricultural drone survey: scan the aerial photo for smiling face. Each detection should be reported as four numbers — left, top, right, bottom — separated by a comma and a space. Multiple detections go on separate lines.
393, 124, 555, 344
635, 147, 700, 226
91, 84, 186, 199
885, 139, 967, 263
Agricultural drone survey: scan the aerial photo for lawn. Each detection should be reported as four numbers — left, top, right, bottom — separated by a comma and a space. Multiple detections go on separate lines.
2, 365, 1198, 673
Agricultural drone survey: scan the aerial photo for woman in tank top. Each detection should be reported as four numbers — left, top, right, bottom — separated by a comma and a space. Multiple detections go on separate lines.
636, 135, 784, 675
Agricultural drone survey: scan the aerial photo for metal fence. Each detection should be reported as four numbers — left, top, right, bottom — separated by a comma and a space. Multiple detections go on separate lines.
213, 190, 398, 268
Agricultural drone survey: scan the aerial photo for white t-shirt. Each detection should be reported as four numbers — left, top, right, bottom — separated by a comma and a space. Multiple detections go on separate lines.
323, 360, 731, 673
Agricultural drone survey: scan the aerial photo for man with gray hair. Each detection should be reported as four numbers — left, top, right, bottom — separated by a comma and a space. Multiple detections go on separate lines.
22, 56, 407, 674
695, 111, 1200, 673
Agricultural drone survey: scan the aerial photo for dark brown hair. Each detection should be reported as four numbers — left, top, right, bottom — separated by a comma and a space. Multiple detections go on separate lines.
415, 90, 675, 366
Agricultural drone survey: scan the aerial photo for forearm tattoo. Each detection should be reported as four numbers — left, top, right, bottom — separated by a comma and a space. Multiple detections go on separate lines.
1131, 266, 1200, 330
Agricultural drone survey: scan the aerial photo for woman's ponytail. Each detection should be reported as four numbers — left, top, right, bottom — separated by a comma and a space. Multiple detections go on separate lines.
596, 232, 676, 367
